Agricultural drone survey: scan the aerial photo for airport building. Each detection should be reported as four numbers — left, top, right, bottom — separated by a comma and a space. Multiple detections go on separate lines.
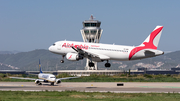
80, 15, 103, 70
2, 68, 180, 76
55, 68, 180, 76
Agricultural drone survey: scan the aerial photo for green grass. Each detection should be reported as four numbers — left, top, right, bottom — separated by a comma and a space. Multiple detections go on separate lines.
0, 91, 180, 101
61, 74, 180, 82
62, 77, 180, 82
3, 73, 180, 82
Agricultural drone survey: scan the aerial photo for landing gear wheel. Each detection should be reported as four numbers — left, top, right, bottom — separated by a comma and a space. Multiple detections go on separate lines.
60, 55, 65, 63
105, 63, 111, 67
51, 82, 54, 86
38, 83, 42, 85
60, 60, 64, 63
89, 62, 94, 67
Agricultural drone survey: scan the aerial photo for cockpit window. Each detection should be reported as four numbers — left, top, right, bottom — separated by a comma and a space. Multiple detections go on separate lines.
53, 44, 56, 46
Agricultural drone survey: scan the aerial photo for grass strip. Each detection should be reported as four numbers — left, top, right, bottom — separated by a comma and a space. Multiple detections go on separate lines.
2, 73, 180, 82
0, 91, 180, 101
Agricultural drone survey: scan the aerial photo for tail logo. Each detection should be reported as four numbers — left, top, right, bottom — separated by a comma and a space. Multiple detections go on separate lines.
129, 26, 163, 60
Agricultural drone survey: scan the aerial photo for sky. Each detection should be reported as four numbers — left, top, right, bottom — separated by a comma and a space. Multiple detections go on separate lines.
0, 0, 180, 52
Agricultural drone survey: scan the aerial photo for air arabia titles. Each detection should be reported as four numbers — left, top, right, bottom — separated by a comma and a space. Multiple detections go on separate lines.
62, 43, 88, 50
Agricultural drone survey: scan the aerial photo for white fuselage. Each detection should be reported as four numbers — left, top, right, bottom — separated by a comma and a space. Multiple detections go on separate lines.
49, 40, 163, 61
38, 73, 56, 83
49, 26, 164, 68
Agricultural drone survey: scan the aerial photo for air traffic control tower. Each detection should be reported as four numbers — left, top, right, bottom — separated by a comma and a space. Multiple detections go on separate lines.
80, 15, 103, 70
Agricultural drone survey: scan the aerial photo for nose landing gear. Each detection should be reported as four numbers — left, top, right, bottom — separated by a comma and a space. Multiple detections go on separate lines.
51, 82, 54, 86
60, 55, 65, 63
60, 60, 64, 63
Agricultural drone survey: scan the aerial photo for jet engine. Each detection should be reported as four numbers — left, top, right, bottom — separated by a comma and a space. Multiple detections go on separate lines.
35, 79, 40, 84
66, 53, 83, 61
56, 79, 61, 84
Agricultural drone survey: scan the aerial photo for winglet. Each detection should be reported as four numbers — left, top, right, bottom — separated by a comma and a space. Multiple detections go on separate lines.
39, 59, 43, 73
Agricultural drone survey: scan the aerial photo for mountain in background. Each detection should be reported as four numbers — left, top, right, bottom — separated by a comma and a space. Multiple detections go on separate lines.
0, 51, 21, 54
0, 49, 180, 71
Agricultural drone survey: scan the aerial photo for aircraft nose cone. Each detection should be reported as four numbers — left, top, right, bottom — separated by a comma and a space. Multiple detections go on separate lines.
50, 78, 56, 82
48, 46, 53, 52
49, 45, 58, 54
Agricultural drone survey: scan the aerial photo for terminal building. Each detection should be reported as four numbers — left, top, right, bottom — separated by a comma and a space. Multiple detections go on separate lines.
2, 68, 180, 76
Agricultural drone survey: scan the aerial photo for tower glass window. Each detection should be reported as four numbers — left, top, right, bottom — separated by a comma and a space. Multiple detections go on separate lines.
85, 23, 91, 27
91, 23, 96, 27
84, 23, 97, 27
84, 30, 89, 34
91, 30, 97, 34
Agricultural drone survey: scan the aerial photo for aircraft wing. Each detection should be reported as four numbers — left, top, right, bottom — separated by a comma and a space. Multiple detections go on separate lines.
9, 77, 37, 81
56, 76, 80, 80
72, 47, 110, 61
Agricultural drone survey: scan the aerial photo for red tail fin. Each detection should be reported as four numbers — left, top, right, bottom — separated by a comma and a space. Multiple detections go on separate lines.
129, 26, 163, 60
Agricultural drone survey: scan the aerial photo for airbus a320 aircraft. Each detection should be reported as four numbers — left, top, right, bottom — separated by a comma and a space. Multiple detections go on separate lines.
10, 60, 79, 86
49, 26, 164, 68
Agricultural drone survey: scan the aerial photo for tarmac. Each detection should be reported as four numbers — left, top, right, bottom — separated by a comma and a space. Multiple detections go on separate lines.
1, 82, 180, 93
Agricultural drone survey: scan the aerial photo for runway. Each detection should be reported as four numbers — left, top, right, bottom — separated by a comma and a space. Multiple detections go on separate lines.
1, 82, 180, 93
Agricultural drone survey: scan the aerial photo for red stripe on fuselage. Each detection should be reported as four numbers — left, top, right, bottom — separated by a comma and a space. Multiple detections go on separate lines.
129, 26, 163, 60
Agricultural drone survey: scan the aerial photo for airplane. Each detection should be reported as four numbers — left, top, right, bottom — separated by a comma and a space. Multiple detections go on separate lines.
10, 59, 79, 86
49, 26, 164, 68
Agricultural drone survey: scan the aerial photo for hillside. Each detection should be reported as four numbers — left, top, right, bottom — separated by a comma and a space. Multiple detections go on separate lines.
0, 49, 180, 71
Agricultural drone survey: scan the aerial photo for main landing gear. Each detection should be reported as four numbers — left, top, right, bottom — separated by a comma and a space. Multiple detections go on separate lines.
37, 82, 42, 85
88, 60, 111, 68
60, 55, 65, 63
89, 62, 94, 67
105, 60, 111, 68
51, 82, 54, 86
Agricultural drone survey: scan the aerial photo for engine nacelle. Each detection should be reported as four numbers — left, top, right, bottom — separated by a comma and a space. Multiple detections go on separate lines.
35, 80, 40, 84
56, 79, 61, 84
66, 53, 83, 61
